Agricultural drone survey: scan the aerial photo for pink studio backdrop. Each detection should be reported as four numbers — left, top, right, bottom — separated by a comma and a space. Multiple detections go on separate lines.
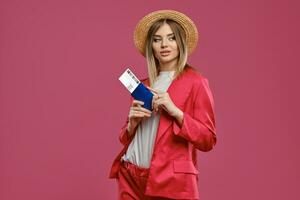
0, 0, 299, 199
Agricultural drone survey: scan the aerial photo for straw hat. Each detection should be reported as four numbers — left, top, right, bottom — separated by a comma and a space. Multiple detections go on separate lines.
133, 10, 199, 56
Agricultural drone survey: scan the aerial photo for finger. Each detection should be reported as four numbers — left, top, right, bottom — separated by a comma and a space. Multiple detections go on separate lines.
152, 103, 157, 113
130, 108, 151, 115
154, 99, 168, 112
130, 113, 144, 118
132, 110, 151, 118
155, 98, 165, 106
153, 94, 159, 102
146, 86, 161, 95
132, 100, 144, 107
153, 101, 161, 113
132, 106, 152, 114
152, 95, 158, 109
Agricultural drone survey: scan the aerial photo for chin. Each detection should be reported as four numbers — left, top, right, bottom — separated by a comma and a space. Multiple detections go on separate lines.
159, 57, 176, 64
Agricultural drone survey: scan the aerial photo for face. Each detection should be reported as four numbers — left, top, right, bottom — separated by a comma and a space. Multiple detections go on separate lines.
152, 23, 179, 66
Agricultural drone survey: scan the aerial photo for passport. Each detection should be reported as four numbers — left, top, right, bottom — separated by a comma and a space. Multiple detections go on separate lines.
119, 68, 154, 111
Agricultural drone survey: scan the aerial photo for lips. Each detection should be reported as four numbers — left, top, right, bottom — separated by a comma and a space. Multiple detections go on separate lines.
160, 50, 171, 56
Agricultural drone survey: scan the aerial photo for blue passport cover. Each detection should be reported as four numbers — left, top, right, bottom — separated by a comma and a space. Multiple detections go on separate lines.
131, 83, 154, 111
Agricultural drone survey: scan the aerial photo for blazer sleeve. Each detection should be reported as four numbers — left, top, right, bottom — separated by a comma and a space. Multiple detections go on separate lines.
172, 77, 217, 152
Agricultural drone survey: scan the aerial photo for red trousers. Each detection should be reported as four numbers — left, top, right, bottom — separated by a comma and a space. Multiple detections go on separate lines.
117, 160, 173, 200
118, 161, 173, 200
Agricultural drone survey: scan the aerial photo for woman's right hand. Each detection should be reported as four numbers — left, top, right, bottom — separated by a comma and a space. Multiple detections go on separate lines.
127, 100, 152, 135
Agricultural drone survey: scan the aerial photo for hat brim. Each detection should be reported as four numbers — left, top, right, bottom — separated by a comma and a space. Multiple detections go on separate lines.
134, 10, 199, 57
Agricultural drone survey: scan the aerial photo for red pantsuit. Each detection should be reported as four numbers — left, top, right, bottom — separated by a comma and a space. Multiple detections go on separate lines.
110, 67, 217, 199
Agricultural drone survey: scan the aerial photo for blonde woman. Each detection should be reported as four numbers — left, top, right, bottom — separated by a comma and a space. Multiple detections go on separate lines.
109, 10, 217, 200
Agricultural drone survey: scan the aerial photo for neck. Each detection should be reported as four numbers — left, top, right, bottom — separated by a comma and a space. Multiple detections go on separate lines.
159, 59, 177, 71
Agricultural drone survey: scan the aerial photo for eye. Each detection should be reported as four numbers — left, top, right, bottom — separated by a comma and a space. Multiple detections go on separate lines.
168, 36, 176, 41
153, 38, 161, 42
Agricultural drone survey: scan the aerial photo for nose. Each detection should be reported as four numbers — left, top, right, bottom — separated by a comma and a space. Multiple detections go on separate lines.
160, 38, 168, 48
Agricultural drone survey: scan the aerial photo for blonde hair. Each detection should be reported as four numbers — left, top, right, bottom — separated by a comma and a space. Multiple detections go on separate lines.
145, 19, 189, 87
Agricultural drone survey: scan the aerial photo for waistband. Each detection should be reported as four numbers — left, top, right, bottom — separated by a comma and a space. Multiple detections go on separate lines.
121, 160, 150, 178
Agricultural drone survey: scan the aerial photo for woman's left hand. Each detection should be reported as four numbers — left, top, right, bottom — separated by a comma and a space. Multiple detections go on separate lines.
147, 87, 183, 119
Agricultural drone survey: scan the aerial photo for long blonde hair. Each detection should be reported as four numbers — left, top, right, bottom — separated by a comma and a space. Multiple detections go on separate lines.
145, 19, 189, 87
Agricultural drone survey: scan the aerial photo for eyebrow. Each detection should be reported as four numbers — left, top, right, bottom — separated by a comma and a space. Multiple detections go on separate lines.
153, 33, 175, 37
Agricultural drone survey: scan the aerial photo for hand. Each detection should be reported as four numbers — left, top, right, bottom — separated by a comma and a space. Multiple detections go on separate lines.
127, 100, 152, 135
147, 87, 182, 118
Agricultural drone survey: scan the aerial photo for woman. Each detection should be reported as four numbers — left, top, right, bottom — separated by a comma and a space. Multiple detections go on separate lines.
109, 10, 217, 200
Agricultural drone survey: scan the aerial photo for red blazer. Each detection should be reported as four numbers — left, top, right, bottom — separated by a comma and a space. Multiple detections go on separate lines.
109, 67, 217, 199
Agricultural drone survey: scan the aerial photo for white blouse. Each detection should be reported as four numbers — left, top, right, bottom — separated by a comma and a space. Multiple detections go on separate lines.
121, 70, 175, 168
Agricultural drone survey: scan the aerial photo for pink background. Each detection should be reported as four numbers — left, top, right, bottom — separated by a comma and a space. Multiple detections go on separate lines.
1, 0, 299, 199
